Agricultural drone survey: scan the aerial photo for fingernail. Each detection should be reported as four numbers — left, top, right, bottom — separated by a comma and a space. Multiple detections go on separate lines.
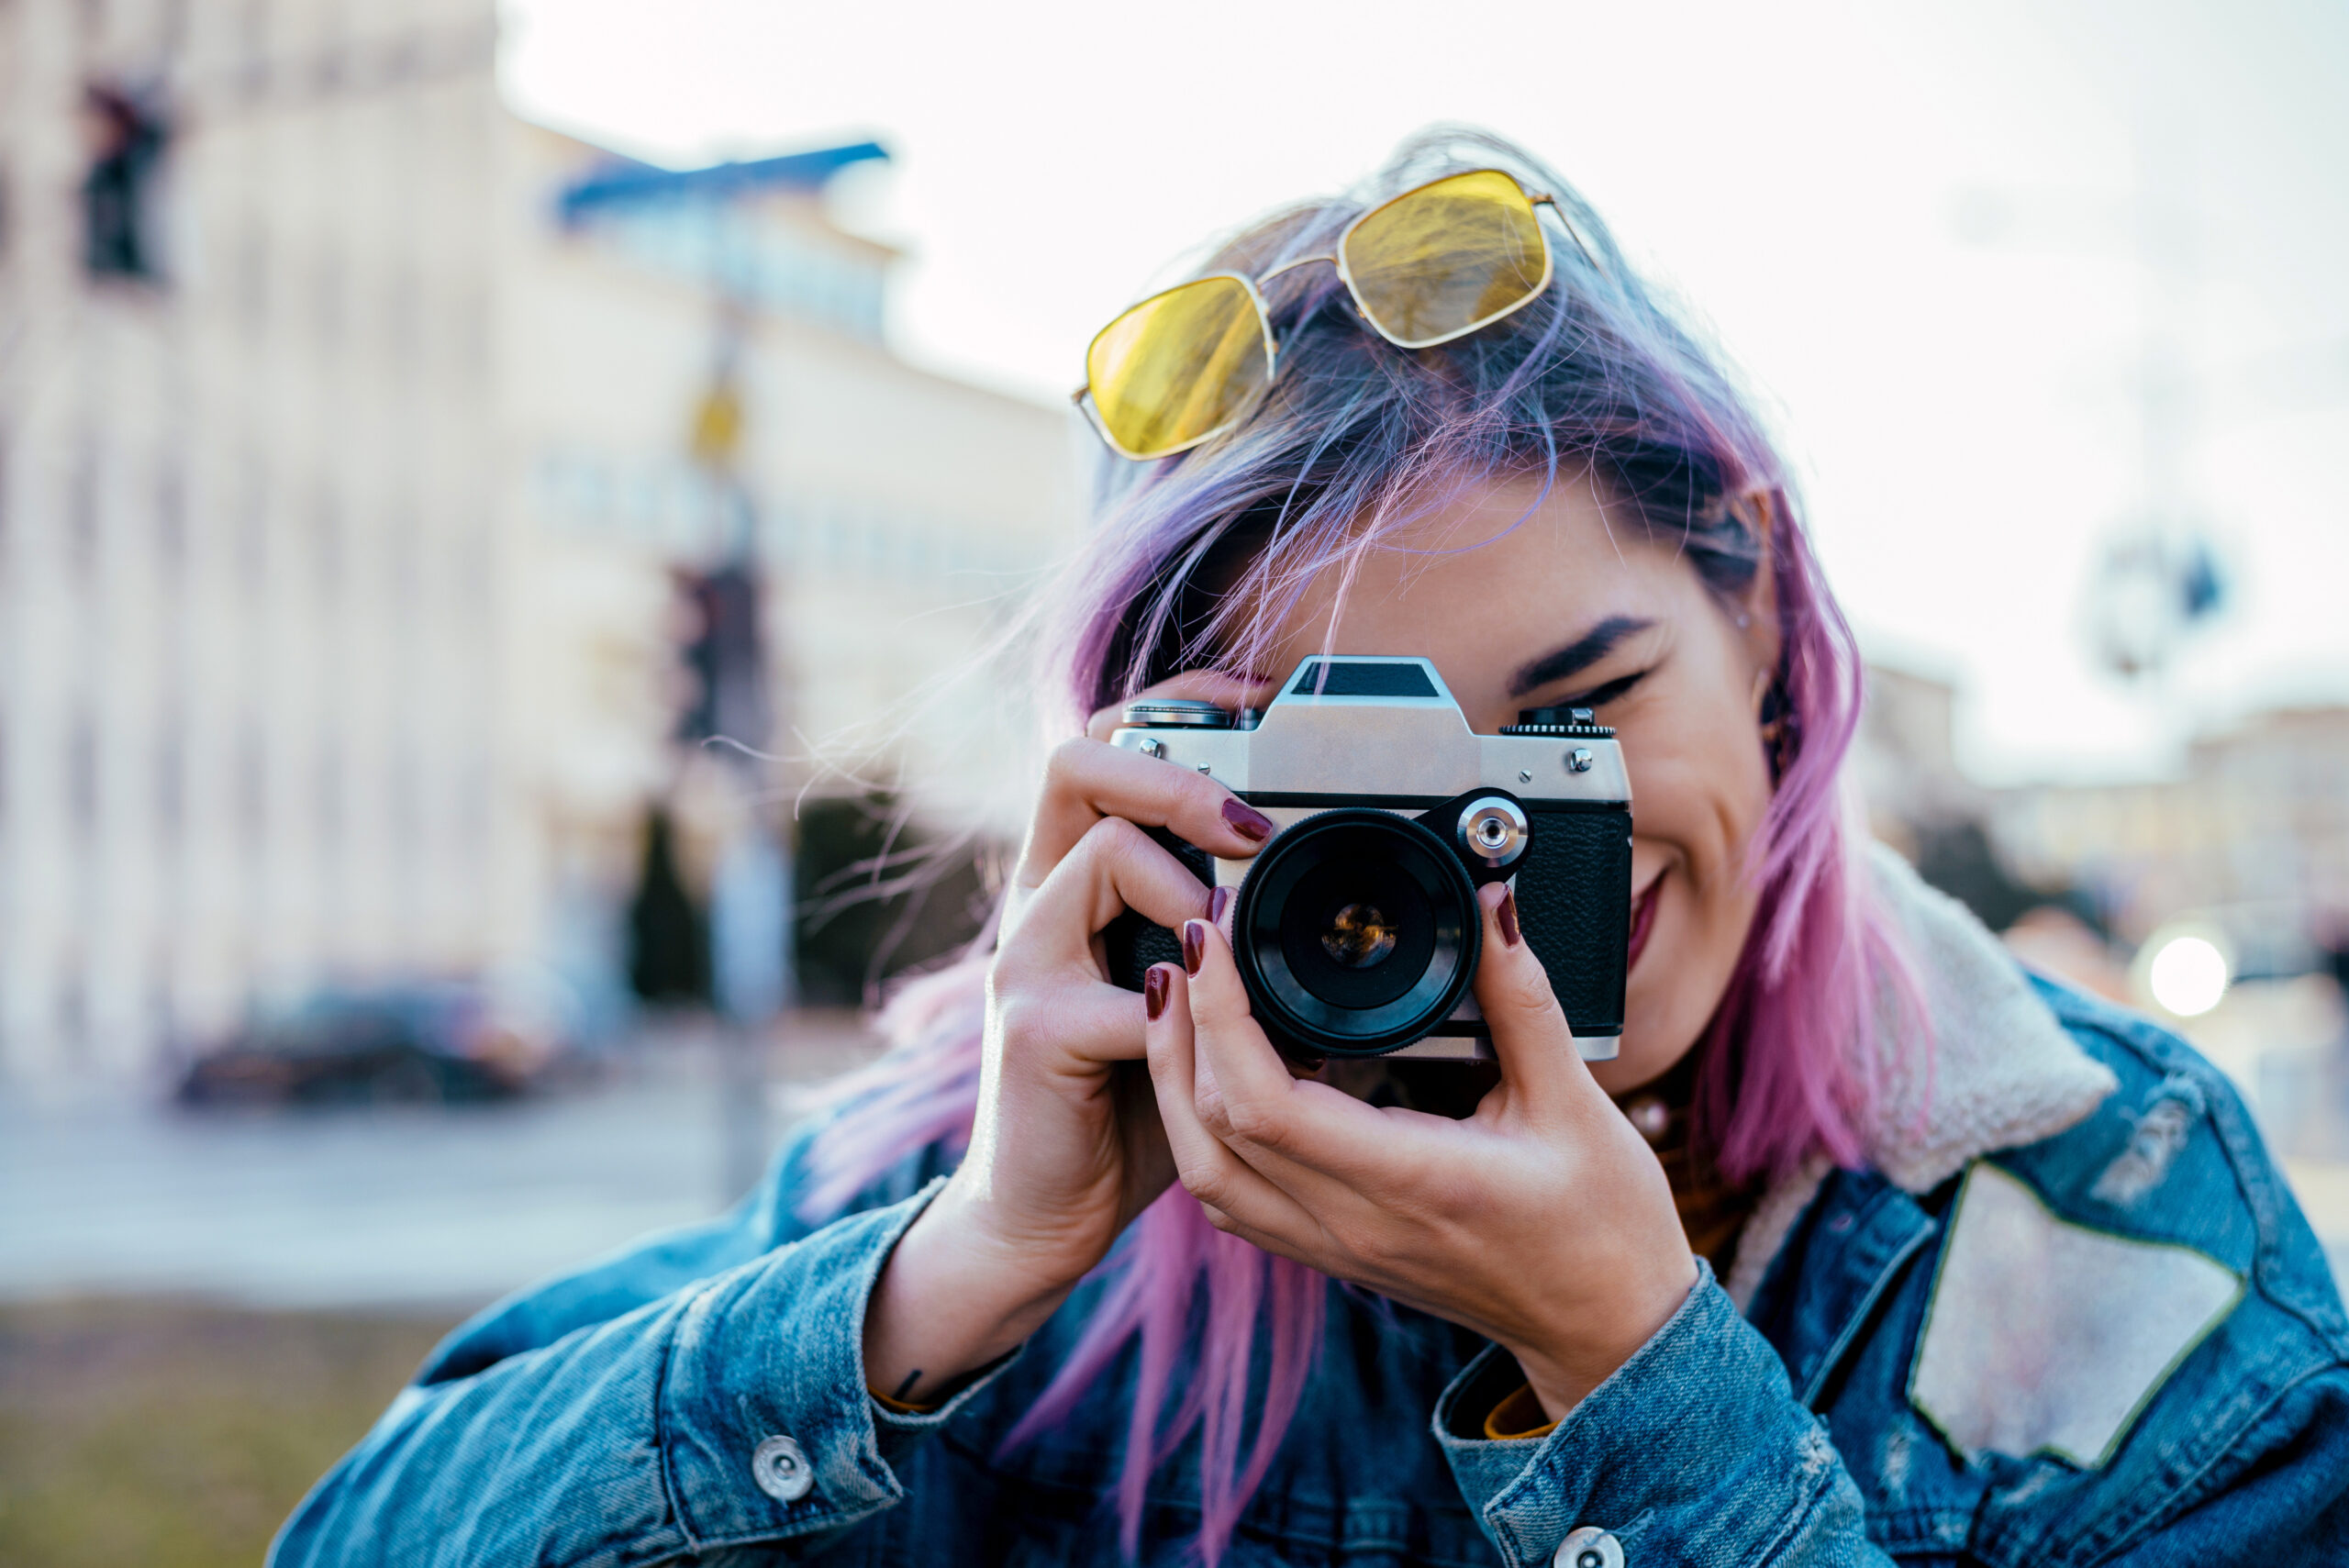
1182, 919, 1207, 976
1221, 798, 1274, 842
1207, 884, 1230, 926
1497, 887, 1522, 949
1144, 965, 1169, 1021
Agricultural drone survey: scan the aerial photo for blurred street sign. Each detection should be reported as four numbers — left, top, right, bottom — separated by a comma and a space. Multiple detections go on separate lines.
689, 378, 744, 471
556, 141, 887, 228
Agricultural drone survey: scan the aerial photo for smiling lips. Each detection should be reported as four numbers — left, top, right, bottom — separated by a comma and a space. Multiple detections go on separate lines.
1626, 873, 1663, 973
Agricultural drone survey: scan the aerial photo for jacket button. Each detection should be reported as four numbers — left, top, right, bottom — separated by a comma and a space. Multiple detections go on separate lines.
751, 1434, 814, 1502
1554, 1525, 1624, 1568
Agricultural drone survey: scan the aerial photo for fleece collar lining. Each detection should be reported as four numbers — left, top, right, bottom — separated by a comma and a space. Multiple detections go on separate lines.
1722, 842, 2120, 1309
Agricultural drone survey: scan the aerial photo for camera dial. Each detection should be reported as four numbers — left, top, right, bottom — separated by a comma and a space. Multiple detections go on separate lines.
1119, 698, 1233, 728
1455, 795, 1531, 871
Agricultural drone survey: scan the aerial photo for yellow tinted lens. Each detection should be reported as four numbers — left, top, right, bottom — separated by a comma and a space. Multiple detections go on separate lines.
1085, 276, 1270, 458
1342, 170, 1548, 348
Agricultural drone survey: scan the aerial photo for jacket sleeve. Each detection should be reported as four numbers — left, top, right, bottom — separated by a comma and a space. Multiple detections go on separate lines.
1432, 1262, 2349, 1568
269, 1160, 1010, 1568
1432, 1261, 1894, 1568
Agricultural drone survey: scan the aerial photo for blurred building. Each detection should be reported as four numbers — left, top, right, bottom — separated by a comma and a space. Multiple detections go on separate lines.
1994, 706, 2349, 951
1852, 662, 1982, 853
1858, 661, 2349, 963
0, 0, 1075, 1083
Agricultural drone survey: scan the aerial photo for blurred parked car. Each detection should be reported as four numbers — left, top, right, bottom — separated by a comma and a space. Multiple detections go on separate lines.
175, 981, 569, 1107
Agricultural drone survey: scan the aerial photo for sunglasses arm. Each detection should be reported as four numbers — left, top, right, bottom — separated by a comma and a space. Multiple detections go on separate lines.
1527, 193, 1602, 273
1068, 386, 1130, 454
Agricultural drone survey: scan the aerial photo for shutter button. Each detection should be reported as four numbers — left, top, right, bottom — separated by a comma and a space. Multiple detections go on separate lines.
751, 1434, 814, 1502
1554, 1525, 1624, 1568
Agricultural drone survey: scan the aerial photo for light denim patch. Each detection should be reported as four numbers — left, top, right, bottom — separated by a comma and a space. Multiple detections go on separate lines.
1909, 1162, 2243, 1468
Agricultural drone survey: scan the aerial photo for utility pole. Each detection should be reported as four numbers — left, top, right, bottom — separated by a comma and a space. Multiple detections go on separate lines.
557, 143, 888, 1200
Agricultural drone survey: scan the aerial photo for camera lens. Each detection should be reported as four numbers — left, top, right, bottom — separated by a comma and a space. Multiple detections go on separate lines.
1321, 903, 1397, 969
1233, 807, 1480, 1058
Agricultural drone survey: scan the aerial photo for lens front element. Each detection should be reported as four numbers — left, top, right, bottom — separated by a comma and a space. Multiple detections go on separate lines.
1235, 808, 1480, 1058
1085, 275, 1273, 459
1321, 903, 1398, 970
1341, 170, 1550, 350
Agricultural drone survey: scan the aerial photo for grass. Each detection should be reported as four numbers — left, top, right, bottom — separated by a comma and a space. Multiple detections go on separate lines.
0, 1299, 461, 1568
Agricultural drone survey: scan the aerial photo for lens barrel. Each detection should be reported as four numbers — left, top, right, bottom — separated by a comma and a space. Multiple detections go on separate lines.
1232, 807, 1481, 1059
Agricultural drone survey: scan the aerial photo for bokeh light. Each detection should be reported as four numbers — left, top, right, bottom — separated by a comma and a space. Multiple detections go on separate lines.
2147, 934, 2232, 1018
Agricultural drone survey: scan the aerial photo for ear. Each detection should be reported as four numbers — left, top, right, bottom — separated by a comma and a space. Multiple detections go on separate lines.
1731, 491, 1784, 714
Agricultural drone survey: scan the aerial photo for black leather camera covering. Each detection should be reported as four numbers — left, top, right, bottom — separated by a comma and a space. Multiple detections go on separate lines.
1102, 807, 1631, 1041
1103, 828, 1210, 990
1514, 806, 1632, 1037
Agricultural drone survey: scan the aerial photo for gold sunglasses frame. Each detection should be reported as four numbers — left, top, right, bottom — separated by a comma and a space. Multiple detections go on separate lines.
1072, 170, 1594, 462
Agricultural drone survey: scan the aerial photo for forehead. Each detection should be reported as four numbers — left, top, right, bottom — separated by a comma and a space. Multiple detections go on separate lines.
1256, 473, 1694, 658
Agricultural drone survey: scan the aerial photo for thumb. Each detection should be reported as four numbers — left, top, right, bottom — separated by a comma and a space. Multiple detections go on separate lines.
1470, 881, 1597, 1120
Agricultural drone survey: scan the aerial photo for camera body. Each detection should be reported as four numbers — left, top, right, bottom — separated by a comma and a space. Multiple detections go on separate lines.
1104, 656, 1632, 1062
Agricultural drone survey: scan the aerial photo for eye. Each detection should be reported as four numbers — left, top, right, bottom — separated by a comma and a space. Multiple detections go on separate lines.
1563, 671, 1647, 710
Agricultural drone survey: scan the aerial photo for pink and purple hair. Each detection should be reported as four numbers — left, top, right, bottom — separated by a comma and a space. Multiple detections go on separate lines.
797, 129, 1906, 1563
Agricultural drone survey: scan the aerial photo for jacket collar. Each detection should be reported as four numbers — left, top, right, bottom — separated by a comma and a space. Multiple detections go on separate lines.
1722, 842, 2119, 1308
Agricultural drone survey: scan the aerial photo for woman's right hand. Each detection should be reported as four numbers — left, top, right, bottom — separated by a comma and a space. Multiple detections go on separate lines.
862, 673, 1277, 1406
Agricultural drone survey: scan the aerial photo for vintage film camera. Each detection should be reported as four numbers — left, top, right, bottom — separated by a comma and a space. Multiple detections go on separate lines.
1104, 657, 1632, 1062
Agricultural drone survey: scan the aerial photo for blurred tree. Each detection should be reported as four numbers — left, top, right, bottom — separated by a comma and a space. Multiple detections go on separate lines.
1911, 817, 2101, 937
793, 795, 993, 1007
627, 807, 708, 1004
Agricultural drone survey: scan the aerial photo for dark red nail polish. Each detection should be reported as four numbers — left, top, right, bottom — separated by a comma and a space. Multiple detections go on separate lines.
1182, 920, 1207, 976
1497, 887, 1522, 949
1144, 965, 1169, 1021
1207, 884, 1230, 926
1221, 798, 1275, 842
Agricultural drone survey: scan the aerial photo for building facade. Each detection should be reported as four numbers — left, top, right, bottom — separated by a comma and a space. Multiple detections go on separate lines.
0, 0, 1076, 1083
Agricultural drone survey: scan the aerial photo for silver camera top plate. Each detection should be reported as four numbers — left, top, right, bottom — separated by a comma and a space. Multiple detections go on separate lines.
1109, 656, 1631, 807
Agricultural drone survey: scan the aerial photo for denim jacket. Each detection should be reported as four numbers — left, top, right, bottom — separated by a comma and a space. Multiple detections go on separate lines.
273, 851, 2349, 1566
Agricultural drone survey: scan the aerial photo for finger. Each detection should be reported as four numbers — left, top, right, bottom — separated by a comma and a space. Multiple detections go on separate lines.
1016, 738, 1275, 892
1008, 817, 1220, 962
1179, 917, 1399, 1187
989, 972, 1164, 1065
1469, 881, 1601, 1120
1084, 670, 1278, 743
1141, 962, 1319, 1242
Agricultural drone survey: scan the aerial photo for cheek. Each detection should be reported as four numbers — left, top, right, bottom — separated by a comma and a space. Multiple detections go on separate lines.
1627, 707, 1775, 885
1609, 694, 1776, 1076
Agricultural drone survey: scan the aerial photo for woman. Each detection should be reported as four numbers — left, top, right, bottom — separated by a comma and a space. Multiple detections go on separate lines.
275, 133, 2348, 1566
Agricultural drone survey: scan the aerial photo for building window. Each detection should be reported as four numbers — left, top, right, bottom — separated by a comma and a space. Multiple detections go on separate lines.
68, 715, 97, 836
156, 723, 184, 844
155, 455, 184, 581
310, 248, 343, 354
236, 456, 267, 593
237, 722, 265, 848
67, 436, 97, 576
235, 217, 268, 335
317, 733, 342, 851
313, 487, 341, 597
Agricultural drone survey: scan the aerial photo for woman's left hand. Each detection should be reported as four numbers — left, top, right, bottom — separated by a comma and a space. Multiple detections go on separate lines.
1144, 882, 1698, 1422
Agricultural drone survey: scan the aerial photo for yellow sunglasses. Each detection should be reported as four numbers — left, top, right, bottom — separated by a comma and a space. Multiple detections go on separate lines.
1073, 169, 1593, 462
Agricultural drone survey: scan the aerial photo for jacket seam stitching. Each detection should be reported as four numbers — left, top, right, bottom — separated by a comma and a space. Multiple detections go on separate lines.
654, 1275, 711, 1558
2006, 1364, 2320, 1568
1749, 1453, 1844, 1566
2054, 1006, 2349, 1356
2090, 1364, 2334, 1566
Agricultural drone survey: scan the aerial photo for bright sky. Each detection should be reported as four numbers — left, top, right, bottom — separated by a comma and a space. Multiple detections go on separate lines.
503, 0, 2349, 785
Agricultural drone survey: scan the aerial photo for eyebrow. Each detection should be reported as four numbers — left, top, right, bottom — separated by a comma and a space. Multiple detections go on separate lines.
1507, 616, 1656, 698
